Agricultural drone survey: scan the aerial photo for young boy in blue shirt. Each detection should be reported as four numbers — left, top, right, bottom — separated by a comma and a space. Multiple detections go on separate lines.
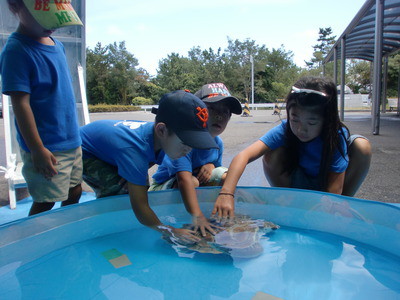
0, 0, 84, 215
80, 90, 218, 244
149, 83, 242, 236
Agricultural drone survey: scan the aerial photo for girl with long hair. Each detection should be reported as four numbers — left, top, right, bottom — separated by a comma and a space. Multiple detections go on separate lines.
212, 76, 371, 218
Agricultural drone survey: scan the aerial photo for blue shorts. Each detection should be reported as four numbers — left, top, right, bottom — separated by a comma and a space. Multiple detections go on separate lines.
290, 135, 368, 191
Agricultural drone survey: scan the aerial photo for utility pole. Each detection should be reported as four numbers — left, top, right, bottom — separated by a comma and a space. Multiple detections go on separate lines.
250, 55, 254, 109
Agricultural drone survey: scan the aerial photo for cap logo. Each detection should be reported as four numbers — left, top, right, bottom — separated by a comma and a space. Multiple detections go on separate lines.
206, 93, 221, 98
34, 1, 73, 11
23, 0, 83, 30
196, 107, 208, 128
207, 83, 231, 97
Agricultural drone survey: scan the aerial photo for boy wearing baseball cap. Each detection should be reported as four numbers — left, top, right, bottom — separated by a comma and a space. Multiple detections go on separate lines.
150, 83, 242, 236
80, 90, 218, 243
0, 0, 84, 215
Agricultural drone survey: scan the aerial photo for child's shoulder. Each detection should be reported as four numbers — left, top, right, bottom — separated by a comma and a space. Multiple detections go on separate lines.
270, 119, 287, 133
215, 135, 223, 146
340, 126, 350, 137
3, 33, 26, 51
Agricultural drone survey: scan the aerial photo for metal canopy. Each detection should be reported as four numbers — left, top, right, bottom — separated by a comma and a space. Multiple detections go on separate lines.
323, 0, 400, 135
324, 0, 400, 63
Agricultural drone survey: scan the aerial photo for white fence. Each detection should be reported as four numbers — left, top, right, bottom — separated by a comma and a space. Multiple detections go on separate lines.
140, 103, 285, 112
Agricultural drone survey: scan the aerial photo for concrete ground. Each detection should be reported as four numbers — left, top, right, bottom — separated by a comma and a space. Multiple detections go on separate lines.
0, 109, 399, 209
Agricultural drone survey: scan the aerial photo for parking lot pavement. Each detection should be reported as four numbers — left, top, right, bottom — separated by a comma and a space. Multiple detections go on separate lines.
0, 110, 399, 208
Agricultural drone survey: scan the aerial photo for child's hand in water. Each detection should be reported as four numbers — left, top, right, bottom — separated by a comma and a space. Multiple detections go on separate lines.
212, 193, 235, 219
165, 227, 201, 245
192, 214, 219, 237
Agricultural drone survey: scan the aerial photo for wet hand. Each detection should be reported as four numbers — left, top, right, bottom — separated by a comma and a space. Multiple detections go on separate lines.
192, 214, 219, 237
169, 227, 201, 245
211, 193, 235, 220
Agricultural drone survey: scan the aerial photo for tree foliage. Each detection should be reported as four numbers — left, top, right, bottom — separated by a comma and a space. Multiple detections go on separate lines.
305, 27, 336, 70
387, 54, 400, 97
85, 32, 399, 106
154, 38, 299, 102
86, 41, 139, 105
347, 60, 371, 94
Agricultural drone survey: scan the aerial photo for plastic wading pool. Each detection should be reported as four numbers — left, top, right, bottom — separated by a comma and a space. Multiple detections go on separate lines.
0, 187, 399, 300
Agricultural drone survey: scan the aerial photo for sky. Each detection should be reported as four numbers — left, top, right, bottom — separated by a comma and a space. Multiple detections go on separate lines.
85, 0, 367, 76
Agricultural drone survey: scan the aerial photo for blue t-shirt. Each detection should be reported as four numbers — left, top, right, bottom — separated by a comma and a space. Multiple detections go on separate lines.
0, 32, 81, 152
153, 136, 224, 184
259, 120, 349, 177
80, 120, 165, 186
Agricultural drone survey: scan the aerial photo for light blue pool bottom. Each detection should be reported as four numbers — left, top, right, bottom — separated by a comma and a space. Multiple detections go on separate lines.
0, 187, 399, 299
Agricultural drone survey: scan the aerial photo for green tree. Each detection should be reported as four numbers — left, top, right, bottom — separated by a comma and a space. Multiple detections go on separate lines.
86, 41, 140, 105
86, 42, 111, 104
107, 41, 139, 105
223, 38, 270, 101
188, 46, 227, 85
347, 60, 372, 94
253, 47, 298, 102
154, 38, 300, 103
305, 27, 336, 70
155, 53, 200, 92
387, 53, 400, 97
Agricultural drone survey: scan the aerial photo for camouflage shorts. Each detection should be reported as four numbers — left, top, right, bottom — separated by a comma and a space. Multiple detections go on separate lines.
83, 157, 128, 198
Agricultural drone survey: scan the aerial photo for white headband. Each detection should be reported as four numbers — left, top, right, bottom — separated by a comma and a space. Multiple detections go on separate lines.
291, 86, 327, 97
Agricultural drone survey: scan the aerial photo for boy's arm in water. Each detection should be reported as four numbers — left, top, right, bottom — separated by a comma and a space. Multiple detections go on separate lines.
176, 171, 217, 236
128, 182, 200, 244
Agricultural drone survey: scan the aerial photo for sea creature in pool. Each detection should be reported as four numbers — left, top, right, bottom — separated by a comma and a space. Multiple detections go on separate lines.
164, 215, 279, 258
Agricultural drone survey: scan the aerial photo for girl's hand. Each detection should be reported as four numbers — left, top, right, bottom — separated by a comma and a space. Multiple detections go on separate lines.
31, 147, 58, 180
168, 227, 201, 245
212, 194, 235, 219
196, 163, 215, 184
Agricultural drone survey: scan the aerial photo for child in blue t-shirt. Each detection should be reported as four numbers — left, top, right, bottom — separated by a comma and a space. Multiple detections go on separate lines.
213, 76, 372, 218
149, 83, 242, 236
0, 0, 84, 215
80, 90, 219, 244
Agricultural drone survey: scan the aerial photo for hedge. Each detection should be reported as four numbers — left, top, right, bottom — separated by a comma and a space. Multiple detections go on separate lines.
88, 104, 141, 113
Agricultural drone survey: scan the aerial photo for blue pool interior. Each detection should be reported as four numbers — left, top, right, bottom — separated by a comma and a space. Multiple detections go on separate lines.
0, 191, 96, 225
0, 187, 399, 299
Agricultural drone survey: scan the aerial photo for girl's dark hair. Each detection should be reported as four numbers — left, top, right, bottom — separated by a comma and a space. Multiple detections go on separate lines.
283, 76, 349, 191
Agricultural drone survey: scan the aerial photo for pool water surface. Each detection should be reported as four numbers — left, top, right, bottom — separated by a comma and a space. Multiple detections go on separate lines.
0, 187, 399, 299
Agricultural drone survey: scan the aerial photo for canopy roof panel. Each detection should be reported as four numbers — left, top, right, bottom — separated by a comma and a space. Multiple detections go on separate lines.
324, 0, 400, 63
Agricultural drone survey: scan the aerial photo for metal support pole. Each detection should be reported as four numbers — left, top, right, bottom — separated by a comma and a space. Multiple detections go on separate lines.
333, 47, 338, 86
250, 55, 254, 109
382, 56, 388, 113
397, 66, 400, 116
340, 38, 346, 121
372, 0, 384, 135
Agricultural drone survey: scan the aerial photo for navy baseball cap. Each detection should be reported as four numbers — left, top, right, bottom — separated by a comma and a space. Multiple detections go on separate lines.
152, 90, 219, 149
195, 83, 242, 115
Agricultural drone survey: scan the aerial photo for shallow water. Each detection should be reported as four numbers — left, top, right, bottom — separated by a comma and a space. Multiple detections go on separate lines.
2, 221, 399, 300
